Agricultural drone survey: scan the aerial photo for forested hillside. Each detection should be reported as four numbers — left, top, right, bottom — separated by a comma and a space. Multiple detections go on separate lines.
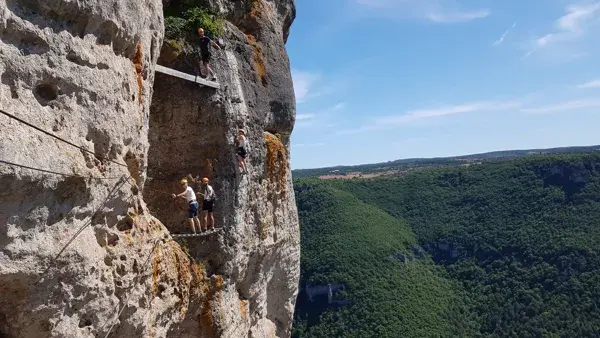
293, 153, 600, 337
292, 182, 476, 338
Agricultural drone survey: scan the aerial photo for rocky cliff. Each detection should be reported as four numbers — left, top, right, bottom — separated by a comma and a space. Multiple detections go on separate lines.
0, 0, 300, 337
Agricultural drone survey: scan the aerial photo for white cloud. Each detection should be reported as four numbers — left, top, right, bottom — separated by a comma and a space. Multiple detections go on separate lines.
524, 2, 600, 57
336, 100, 521, 135
291, 69, 321, 104
375, 100, 521, 125
493, 22, 516, 46
522, 49, 537, 59
557, 2, 600, 32
296, 114, 315, 120
578, 79, 600, 88
425, 9, 490, 23
295, 121, 314, 128
295, 102, 346, 128
521, 99, 600, 114
291, 69, 346, 104
354, 0, 490, 23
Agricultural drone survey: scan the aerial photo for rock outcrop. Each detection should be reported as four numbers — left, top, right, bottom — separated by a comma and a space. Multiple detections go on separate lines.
0, 0, 299, 337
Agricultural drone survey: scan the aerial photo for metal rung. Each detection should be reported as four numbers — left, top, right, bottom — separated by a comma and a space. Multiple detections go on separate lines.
155, 65, 220, 89
171, 228, 221, 238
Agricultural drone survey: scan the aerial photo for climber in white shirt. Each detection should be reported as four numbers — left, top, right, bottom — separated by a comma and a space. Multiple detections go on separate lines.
199, 177, 216, 231
172, 178, 201, 234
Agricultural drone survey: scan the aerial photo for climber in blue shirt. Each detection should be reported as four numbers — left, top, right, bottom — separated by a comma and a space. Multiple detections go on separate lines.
197, 27, 221, 81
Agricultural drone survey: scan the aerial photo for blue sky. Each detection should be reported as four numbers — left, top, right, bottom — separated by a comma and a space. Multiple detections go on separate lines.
285, 0, 600, 169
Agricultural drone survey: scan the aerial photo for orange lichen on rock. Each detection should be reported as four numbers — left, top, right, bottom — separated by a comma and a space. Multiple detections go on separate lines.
198, 309, 213, 336
150, 240, 195, 320
191, 261, 210, 298
246, 34, 267, 86
240, 299, 248, 319
215, 275, 224, 305
199, 274, 224, 337
133, 41, 144, 105
264, 132, 288, 196
191, 261, 213, 333
151, 243, 162, 296
249, 0, 263, 19
168, 240, 193, 317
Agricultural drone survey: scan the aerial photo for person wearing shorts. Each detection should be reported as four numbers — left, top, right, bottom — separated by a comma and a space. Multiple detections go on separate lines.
172, 178, 200, 233
200, 177, 216, 231
197, 27, 221, 81
236, 128, 248, 173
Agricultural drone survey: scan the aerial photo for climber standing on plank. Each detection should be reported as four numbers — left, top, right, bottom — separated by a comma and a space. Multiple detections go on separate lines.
172, 178, 201, 234
236, 128, 248, 173
199, 177, 216, 231
197, 27, 221, 81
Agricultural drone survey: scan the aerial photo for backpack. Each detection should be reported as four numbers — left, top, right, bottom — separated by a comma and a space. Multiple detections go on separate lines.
205, 185, 216, 201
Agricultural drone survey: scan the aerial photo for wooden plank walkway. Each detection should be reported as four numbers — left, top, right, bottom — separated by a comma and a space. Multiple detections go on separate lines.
155, 65, 220, 89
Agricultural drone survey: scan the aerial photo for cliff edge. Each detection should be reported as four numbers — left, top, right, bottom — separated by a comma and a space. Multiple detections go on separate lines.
0, 0, 299, 337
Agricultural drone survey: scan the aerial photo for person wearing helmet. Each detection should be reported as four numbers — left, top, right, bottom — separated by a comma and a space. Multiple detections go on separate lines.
172, 178, 201, 234
236, 128, 248, 173
200, 177, 216, 231
197, 27, 221, 81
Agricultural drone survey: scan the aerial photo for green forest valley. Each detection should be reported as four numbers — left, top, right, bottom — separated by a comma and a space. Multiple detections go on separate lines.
292, 152, 600, 338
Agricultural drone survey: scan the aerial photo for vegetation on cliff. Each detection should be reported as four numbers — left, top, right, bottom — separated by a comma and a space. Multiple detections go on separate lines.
293, 153, 600, 337
162, 0, 225, 60
164, 6, 224, 40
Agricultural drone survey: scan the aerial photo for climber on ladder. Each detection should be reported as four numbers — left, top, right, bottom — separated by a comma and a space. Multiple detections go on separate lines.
172, 178, 201, 234
198, 177, 216, 231
197, 27, 221, 82
236, 128, 248, 173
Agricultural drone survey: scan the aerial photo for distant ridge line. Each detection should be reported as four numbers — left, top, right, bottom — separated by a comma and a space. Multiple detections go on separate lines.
292, 144, 600, 176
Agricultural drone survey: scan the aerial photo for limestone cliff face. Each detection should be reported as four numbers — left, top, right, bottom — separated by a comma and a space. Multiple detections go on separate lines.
0, 0, 299, 337
147, 0, 300, 337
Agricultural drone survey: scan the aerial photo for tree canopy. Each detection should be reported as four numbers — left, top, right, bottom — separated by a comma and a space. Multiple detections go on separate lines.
293, 153, 600, 337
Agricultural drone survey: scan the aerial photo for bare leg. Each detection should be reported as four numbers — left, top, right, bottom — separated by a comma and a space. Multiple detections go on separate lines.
193, 217, 201, 233
187, 218, 196, 233
197, 62, 204, 77
236, 155, 242, 169
205, 62, 216, 79
209, 212, 215, 229
241, 158, 247, 172
202, 211, 208, 231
